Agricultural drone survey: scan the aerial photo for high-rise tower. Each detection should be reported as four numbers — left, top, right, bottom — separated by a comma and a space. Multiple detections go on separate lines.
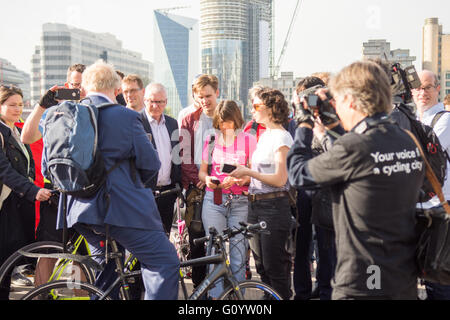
200, 0, 273, 114
422, 18, 450, 100
154, 10, 199, 117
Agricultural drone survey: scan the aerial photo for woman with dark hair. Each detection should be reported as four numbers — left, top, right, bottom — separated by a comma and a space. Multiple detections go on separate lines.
230, 89, 294, 300
0, 86, 52, 299
199, 100, 257, 299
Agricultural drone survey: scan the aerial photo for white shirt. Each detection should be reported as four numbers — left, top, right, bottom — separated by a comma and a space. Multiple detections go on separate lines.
145, 111, 172, 187
418, 102, 450, 208
249, 128, 293, 194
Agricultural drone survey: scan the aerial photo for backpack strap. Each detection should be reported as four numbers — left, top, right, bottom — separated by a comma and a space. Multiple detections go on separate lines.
430, 110, 450, 163
207, 134, 216, 175
431, 111, 450, 129
404, 129, 450, 215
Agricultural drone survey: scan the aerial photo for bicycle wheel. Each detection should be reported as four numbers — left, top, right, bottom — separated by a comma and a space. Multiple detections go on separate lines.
0, 241, 95, 300
219, 280, 283, 300
177, 230, 192, 278
21, 280, 110, 300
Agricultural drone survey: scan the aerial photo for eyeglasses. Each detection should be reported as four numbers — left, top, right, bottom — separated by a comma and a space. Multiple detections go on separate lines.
252, 103, 265, 111
414, 84, 437, 92
68, 82, 82, 89
145, 99, 167, 106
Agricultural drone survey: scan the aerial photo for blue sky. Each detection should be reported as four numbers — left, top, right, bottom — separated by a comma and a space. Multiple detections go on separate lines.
1, 0, 449, 77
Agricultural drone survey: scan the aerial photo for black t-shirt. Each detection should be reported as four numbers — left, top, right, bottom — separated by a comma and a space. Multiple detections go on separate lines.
288, 115, 425, 299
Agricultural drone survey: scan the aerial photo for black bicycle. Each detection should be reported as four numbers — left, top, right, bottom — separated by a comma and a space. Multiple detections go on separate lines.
20, 221, 281, 300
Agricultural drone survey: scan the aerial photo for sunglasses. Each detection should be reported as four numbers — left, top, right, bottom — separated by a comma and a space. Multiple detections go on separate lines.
252, 103, 266, 111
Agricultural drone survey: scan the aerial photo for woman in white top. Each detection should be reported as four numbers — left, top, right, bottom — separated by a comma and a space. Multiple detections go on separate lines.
231, 88, 294, 300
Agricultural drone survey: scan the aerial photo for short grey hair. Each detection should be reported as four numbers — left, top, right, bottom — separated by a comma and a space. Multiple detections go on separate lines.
82, 60, 121, 92
145, 83, 167, 98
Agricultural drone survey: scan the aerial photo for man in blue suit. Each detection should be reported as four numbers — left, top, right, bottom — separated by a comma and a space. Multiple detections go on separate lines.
141, 83, 181, 236
43, 60, 179, 300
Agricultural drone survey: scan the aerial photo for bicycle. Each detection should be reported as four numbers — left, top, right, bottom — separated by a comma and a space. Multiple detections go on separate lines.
21, 221, 282, 300
159, 184, 192, 279
179, 221, 282, 300
0, 234, 97, 300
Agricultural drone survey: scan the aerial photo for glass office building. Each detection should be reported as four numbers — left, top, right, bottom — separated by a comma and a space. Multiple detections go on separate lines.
200, 0, 272, 115
153, 10, 199, 118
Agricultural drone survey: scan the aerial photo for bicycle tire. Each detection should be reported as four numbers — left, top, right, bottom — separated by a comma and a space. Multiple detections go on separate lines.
219, 280, 283, 300
21, 280, 110, 300
177, 230, 192, 278
0, 241, 95, 300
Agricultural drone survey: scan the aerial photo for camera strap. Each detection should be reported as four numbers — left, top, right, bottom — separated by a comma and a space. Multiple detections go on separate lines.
353, 114, 392, 135
404, 129, 450, 215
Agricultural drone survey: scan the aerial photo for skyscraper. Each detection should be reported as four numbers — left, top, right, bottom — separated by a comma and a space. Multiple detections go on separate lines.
200, 0, 273, 114
31, 23, 152, 104
422, 18, 450, 99
153, 10, 199, 118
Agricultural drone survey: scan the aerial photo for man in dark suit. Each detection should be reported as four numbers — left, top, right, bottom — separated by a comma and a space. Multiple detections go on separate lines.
42, 61, 179, 300
141, 83, 181, 236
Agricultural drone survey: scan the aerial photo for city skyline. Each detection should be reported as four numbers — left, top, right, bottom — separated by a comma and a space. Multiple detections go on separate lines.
1, 0, 450, 80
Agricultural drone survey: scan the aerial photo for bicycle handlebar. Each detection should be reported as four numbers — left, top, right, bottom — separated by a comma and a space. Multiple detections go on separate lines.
193, 221, 268, 246
153, 184, 185, 203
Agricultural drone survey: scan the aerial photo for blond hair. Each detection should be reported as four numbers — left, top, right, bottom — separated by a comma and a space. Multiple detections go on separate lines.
123, 74, 144, 89
330, 61, 392, 116
192, 74, 219, 94
82, 60, 121, 92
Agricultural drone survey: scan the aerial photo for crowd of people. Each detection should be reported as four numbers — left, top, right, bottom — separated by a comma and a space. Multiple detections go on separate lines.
0, 56, 449, 300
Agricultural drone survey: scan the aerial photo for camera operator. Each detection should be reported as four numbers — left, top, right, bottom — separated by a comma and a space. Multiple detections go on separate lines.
287, 61, 425, 300
291, 76, 340, 300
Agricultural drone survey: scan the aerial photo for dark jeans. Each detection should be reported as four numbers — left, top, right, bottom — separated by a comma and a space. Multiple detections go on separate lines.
248, 196, 293, 300
425, 281, 450, 300
294, 189, 336, 300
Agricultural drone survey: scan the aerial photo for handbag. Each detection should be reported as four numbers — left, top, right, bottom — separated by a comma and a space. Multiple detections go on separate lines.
404, 130, 450, 284
416, 206, 450, 284
311, 188, 334, 231
185, 185, 205, 234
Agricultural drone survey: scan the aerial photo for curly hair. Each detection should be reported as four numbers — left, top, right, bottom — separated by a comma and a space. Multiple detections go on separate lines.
256, 89, 290, 125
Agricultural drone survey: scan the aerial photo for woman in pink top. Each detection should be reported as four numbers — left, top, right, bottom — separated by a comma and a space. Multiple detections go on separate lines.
198, 100, 257, 299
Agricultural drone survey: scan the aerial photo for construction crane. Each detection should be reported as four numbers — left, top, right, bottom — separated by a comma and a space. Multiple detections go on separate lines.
272, 0, 302, 79
157, 5, 191, 16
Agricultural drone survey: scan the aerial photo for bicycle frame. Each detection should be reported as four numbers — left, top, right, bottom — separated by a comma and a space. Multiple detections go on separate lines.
181, 251, 244, 300
47, 235, 92, 283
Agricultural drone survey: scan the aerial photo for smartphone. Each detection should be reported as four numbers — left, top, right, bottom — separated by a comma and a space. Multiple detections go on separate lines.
55, 89, 81, 101
220, 163, 237, 174
211, 177, 221, 185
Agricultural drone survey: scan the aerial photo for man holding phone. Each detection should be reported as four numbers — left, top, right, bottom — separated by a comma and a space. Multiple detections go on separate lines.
21, 64, 87, 286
